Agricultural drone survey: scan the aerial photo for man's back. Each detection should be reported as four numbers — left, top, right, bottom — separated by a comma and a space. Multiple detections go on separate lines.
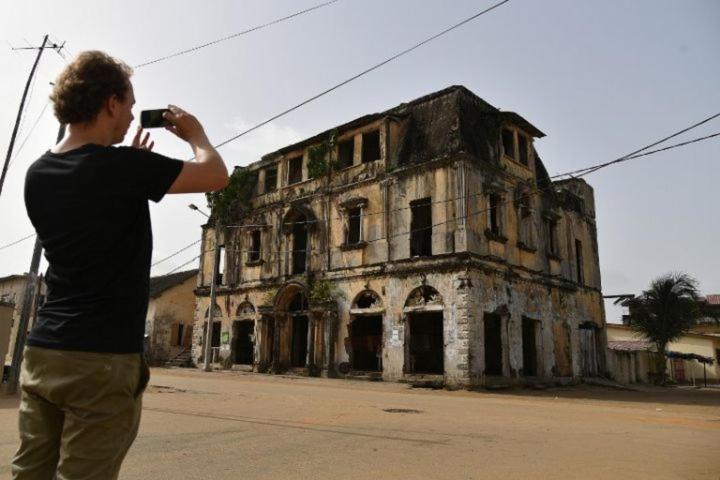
25, 144, 181, 353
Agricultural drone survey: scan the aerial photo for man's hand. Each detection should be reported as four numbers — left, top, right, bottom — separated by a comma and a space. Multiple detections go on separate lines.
131, 126, 155, 151
163, 105, 209, 146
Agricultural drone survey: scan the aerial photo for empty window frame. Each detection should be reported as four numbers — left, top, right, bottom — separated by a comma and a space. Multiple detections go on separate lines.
488, 193, 502, 235
501, 129, 515, 159
345, 207, 363, 245
216, 245, 226, 285
248, 230, 261, 262
518, 134, 529, 166
575, 239, 584, 284
518, 197, 534, 247
546, 219, 559, 255
264, 165, 277, 193
410, 197, 432, 257
361, 130, 380, 163
337, 138, 354, 169
288, 156, 303, 185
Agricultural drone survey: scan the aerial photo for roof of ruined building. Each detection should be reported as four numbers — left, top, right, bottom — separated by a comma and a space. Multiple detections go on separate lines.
258, 85, 545, 167
0, 274, 26, 284
149, 269, 198, 299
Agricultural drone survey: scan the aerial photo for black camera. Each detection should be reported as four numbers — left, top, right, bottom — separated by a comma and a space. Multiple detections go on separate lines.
140, 109, 170, 128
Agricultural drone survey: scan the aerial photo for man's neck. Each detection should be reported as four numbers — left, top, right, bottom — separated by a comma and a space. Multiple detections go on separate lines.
52, 123, 115, 153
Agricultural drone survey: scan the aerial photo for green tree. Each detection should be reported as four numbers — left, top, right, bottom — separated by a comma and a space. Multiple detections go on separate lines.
617, 273, 705, 383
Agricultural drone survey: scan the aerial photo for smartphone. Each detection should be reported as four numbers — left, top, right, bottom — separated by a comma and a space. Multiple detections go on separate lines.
140, 109, 170, 128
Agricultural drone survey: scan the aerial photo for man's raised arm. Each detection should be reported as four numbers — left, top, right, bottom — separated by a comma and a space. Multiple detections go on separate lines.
163, 104, 229, 193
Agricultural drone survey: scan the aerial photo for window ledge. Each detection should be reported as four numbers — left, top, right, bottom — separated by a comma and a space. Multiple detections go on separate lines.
517, 241, 537, 253
547, 252, 562, 261
484, 229, 508, 244
245, 259, 264, 267
340, 241, 367, 251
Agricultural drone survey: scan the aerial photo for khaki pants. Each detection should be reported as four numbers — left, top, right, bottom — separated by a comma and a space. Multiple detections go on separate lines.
11, 346, 150, 480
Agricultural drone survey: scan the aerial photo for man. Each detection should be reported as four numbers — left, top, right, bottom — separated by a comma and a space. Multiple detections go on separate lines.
12, 50, 229, 479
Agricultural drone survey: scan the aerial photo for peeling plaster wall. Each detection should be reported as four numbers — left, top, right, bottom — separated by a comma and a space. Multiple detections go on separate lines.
145, 275, 197, 364
1, 276, 46, 366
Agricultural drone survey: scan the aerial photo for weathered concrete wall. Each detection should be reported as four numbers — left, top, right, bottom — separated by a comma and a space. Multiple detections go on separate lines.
0, 276, 46, 366
0, 302, 13, 368
145, 275, 197, 364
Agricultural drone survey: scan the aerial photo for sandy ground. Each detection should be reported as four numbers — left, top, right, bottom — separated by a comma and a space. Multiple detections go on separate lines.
1, 368, 719, 480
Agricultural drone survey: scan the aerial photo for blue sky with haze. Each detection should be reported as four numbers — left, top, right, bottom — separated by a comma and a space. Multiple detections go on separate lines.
1, 0, 718, 322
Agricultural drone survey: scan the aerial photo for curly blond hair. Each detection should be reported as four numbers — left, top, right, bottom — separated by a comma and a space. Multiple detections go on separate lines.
50, 51, 133, 124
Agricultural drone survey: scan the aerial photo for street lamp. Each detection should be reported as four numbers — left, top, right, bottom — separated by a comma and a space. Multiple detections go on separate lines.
189, 203, 219, 372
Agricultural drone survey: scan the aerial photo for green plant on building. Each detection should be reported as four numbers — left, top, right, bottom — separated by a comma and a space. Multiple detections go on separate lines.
307, 129, 339, 179
205, 167, 257, 223
309, 278, 344, 305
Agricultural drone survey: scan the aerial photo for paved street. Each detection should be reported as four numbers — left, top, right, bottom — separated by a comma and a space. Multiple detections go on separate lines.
1, 369, 719, 479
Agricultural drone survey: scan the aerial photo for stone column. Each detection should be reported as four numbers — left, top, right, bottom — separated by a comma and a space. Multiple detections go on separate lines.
322, 309, 338, 378
305, 315, 318, 376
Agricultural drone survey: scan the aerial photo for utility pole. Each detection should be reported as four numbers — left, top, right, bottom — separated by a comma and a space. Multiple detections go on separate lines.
6, 124, 65, 395
0, 35, 63, 199
203, 222, 222, 371
189, 204, 221, 372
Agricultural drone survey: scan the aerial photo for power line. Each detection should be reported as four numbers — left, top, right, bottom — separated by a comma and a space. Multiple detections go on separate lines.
172, 122, 720, 264
152, 239, 201, 266
0, 233, 35, 251
151, 115, 720, 267
8, 100, 51, 168
134, 0, 341, 69
211, 0, 512, 154
164, 255, 202, 275
619, 132, 720, 161
550, 111, 720, 179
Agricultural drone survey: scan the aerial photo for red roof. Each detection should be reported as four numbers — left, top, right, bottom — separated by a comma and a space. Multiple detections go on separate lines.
608, 340, 653, 352
704, 294, 720, 306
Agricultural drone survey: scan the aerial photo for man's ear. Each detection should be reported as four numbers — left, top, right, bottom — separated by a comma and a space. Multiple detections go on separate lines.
105, 94, 120, 118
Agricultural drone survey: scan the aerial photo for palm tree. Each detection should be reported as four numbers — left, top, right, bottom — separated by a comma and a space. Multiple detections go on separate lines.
616, 273, 704, 383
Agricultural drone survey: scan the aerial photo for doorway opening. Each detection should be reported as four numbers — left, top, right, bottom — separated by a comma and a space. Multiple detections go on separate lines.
233, 320, 254, 365
350, 315, 382, 371
291, 315, 309, 367
522, 317, 539, 376
484, 313, 503, 375
407, 312, 443, 374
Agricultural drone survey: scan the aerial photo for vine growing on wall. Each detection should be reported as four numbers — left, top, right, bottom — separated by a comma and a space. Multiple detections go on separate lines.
309, 278, 345, 305
205, 167, 257, 223
307, 129, 338, 179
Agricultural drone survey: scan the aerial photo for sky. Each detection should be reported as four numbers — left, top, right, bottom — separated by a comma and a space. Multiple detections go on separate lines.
1, 0, 718, 323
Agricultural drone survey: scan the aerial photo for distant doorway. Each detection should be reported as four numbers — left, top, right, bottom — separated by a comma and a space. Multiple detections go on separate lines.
233, 320, 254, 365
350, 315, 383, 371
407, 312, 443, 374
484, 313, 503, 375
522, 317, 538, 376
291, 315, 309, 368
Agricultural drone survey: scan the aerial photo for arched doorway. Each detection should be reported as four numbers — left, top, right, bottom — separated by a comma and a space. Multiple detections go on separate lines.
233, 302, 256, 365
349, 290, 384, 372
287, 291, 310, 367
404, 286, 444, 375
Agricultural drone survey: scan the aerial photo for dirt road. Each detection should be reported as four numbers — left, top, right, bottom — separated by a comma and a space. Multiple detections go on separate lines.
1, 369, 719, 479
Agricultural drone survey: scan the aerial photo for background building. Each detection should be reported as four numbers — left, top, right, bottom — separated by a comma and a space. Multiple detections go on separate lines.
145, 269, 198, 365
0, 274, 45, 369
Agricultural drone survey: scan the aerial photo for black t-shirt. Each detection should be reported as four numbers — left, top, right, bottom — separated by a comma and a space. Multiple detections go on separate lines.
24, 144, 183, 353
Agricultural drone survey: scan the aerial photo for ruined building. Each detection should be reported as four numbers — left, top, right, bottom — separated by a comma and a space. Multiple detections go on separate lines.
191, 86, 606, 387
